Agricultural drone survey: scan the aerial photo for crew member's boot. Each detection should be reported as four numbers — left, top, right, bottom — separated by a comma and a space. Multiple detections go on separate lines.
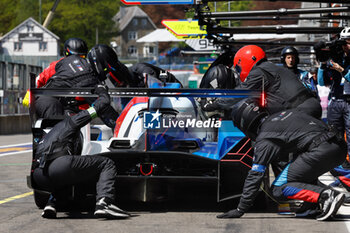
42, 195, 57, 219
316, 189, 345, 221
94, 197, 130, 219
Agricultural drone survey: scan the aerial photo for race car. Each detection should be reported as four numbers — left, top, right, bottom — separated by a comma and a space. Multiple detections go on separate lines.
27, 75, 268, 209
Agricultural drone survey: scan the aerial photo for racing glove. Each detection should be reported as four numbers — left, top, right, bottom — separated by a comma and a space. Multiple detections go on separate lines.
216, 208, 244, 219
200, 98, 218, 112
92, 85, 110, 115
22, 90, 30, 108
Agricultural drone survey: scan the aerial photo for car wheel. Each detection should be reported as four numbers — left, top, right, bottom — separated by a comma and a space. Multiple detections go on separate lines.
34, 190, 50, 209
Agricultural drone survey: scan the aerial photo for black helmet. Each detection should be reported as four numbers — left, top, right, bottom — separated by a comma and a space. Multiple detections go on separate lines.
280, 46, 299, 66
231, 98, 268, 140
64, 38, 88, 57
200, 64, 236, 89
88, 44, 133, 86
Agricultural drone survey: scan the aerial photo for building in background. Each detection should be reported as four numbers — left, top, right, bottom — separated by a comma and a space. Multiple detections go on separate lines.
0, 17, 60, 67
0, 17, 48, 116
113, 6, 157, 60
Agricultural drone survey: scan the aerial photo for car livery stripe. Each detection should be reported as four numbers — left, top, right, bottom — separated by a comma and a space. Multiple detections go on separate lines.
114, 97, 149, 137
282, 186, 320, 203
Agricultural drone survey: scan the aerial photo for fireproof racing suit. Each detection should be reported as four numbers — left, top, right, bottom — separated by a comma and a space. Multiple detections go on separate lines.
203, 60, 322, 119
35, 55, 118, 128
32, 87, 117, 202
240, 61, 321, 118
236, 109, 346, 213
35, 55, 98, 116
35, 58, 64, 88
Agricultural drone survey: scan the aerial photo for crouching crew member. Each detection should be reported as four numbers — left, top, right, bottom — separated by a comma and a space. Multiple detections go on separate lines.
32, 85, 130, 219
217, 98, 347, 221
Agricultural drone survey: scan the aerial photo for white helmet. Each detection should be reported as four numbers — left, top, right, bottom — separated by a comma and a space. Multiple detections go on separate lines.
340, 27, 350, 40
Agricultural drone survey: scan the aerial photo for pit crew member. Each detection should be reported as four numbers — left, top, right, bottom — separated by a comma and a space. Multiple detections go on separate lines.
22, 38, 88, 110
199, 51, 238, 119
202, 45, 322, 119
217, 98, 347, 221
32, 85, 130, 219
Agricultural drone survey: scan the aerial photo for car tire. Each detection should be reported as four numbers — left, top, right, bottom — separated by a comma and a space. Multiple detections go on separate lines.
34, 190, 50, 209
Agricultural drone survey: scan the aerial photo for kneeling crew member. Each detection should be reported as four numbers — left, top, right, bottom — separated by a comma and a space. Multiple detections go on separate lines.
217, 98, 347, 221
32, 85, 130, 219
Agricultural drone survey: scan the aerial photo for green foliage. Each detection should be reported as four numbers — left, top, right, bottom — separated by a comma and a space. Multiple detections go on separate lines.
208, 1, 252, 26
0, 0, 21, 34
42, 0, 120, 51
0, 0, 121, 54
0, 1, 252, 53
15, 0, 40, 24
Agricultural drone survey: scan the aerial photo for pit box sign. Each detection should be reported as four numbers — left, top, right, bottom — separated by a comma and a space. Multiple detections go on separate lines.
186, 39, 216, 51
121, 0, 194, 4
161, 19, 207, 39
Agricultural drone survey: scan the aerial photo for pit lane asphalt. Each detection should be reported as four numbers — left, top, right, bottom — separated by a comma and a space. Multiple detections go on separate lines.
0, 134, 349, 233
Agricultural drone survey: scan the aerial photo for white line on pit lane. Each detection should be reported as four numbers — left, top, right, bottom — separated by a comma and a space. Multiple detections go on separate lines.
0, 150, 33, 157
0, 143, 32, 157
0, 142, 32, 149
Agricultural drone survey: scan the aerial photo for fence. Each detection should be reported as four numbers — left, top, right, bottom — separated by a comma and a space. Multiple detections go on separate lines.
0, 54, 60, 70
0, 61, 42, 115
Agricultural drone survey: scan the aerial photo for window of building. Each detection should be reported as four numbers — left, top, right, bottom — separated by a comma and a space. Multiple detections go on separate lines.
14, 42, 22, 51
149, 46, 154, 54
142, 19, 147, 26
27, 25, 34, 32
128, 31, 138, 40
39, 42, 47, 51
128, 46, 138, 57
133, 19, 138, 26
143, 46, 155, 56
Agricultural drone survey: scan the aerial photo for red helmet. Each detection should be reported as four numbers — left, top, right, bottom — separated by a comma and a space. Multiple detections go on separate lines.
233, 45, 266, 82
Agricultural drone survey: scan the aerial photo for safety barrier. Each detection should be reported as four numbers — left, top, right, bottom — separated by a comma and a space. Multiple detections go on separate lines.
0, 60, 42, 134
0, 114, 31, 135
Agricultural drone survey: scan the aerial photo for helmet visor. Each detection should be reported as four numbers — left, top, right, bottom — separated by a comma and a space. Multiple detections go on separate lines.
107, 64, 123, 86
234, 64, 242, 77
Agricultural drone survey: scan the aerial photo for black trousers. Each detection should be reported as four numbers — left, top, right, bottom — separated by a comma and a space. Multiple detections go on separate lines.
33, 155, 117, 202
271, 139, 346, 203
327, 99, 350, 167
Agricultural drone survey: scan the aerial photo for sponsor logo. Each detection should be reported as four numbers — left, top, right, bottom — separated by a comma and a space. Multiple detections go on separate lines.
76, 64, 84, 71
143, 110, 161, 129
143, 109, 221, 129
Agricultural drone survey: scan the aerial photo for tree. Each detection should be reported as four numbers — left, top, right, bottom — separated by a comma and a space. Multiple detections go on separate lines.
0, 0, 22, 35
207, 1, 252, 27
42, 0, 121, 51
0, 0, 121, 53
